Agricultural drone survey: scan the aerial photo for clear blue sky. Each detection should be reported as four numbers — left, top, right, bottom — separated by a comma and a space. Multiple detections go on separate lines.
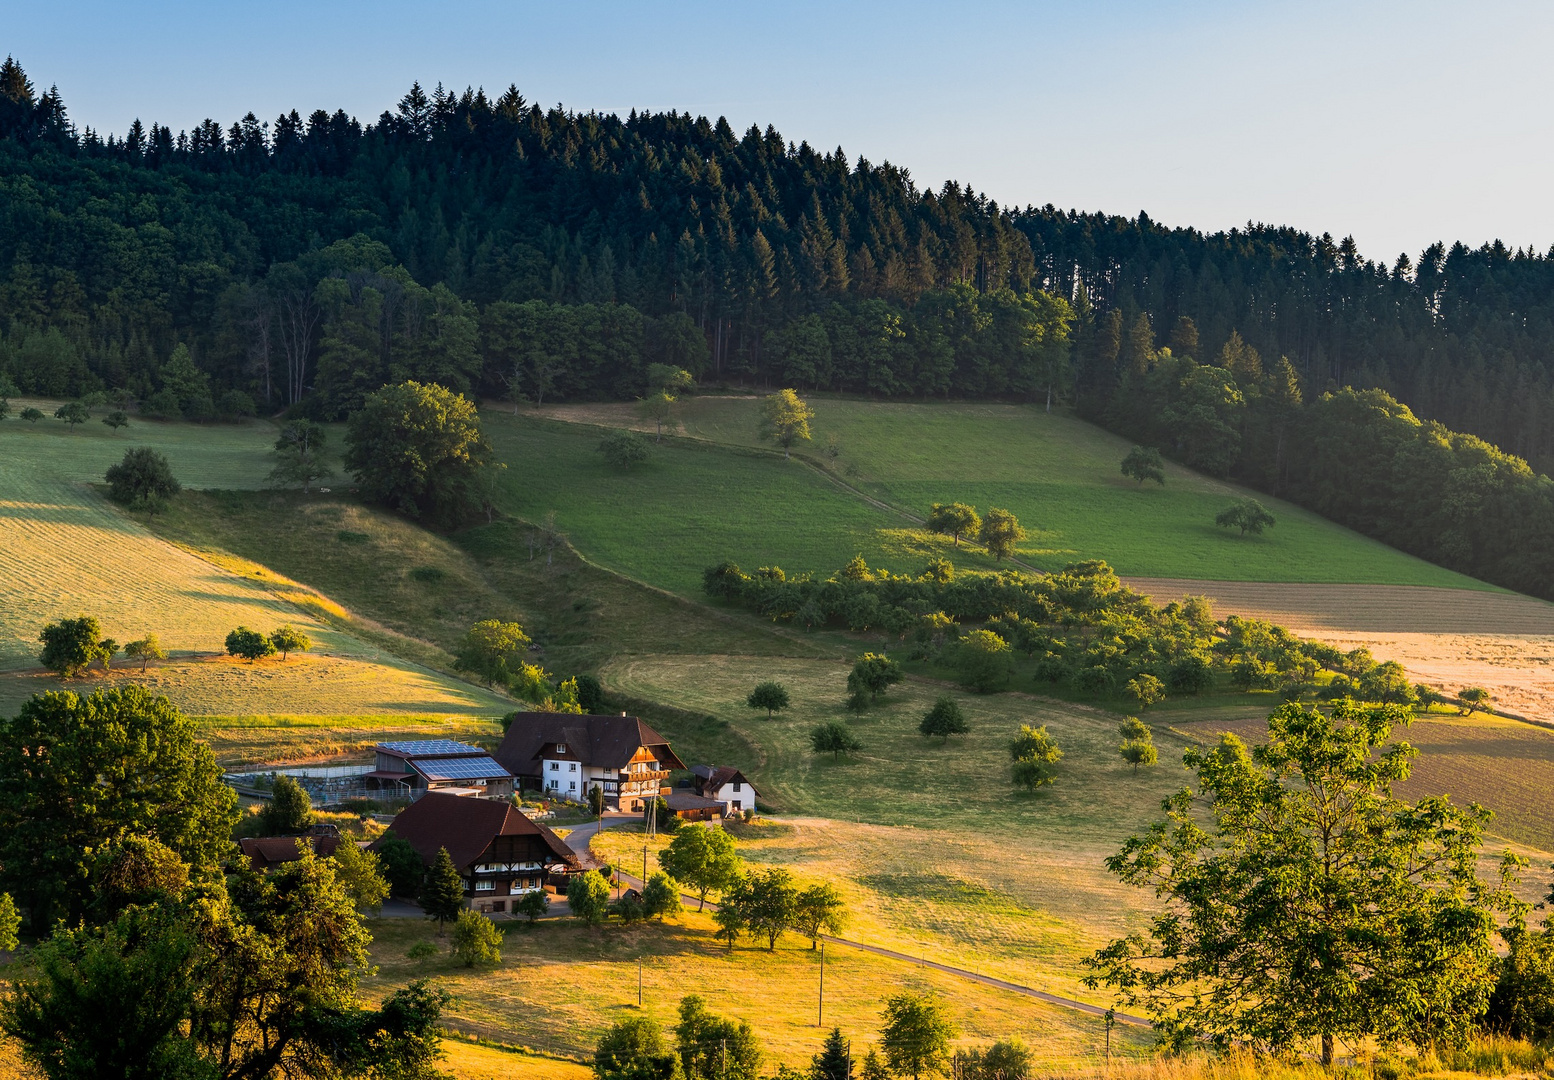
7, 0, 1551, 263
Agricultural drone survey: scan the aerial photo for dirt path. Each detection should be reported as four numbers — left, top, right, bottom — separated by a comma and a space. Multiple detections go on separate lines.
1128, 578, 1554, 722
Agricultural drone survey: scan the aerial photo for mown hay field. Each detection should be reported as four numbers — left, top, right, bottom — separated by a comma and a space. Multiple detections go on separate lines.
524, 397, 1490, 590
362, 913, 1151, 1073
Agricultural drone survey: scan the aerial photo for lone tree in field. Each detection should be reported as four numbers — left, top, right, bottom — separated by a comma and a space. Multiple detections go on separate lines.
267, 419, 332, 492
260, 774, 315, 834
919, 696, 970, 742
847, 653, 902, 701
659, 822, 743, 911
979, 507, 1027, 561
1118, 716, 1158, 775
1084, 699, 1520, 1066
926, 502, 980, 547
345, 380, 491, 522
793, 883, 847, 949
1215, 498, 1276, 537
746, 681, 791, 718
54, 401, 89, 431
38, 616, 115, 677
123, 634, 166, 673
452, 909, 503, 967
1458, 687, 1492, 715
637, 390, 678, 443
105, 447, 180, 511
268, 626, 311, 661
454, 619, 531, 687
420, 847, 467, 929
225, 626, 275, 662
1121, 445, 1166, 485
566, 869, 611, 926
811, 722, 863, 761
880, 993, 957, 1080
1009, 724, 1062, 790
19, 407, 43, 424
102, 410, 129, 434
758, 388, 814, 460
598, 428, 651, 468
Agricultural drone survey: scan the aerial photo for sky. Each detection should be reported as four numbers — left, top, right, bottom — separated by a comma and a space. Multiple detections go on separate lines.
7, 0, 1552, 263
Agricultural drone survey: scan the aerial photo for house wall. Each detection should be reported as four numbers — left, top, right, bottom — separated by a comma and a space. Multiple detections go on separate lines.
463, 835, 552, 914
710, 779, 753, 814
540, 746, 669, 811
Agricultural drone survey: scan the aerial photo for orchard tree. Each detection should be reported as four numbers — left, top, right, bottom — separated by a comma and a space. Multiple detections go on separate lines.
102, 410, 130, 434
1215, 498, 1276, 537
919, 697, 970, 741
344, 380, 491, 521
1121, 445, 1165, 485
641, 873, 683, 921
1459, 687, 1493, 715
847, 653, 901, 700
880, 993, 957, 1080
224, 627, 274, 662
746, 681, 791, 718
516, 890, 550, 923
20, 407, 44, 424
978, 508, 1026, 561
1125, 673, 1165, 709
811, 722, 863, 761
567, 869, 611, 926
38, 616, 114, 677
105, 448, 180, 511
268, 626, 310, 661
659, 824, 743, 910
758, 388, 813, 460
454, 619, 531, 687
637, 391, 677, 442
793, 884, 847, 948
952, 630, 1012, 692
1010, 725, 1063, 790
451, 909, 503, 967
266, 419, 331, 492
54, 401, 89, 430
1084, 699, 1520, 1065
926, 502, 980, 547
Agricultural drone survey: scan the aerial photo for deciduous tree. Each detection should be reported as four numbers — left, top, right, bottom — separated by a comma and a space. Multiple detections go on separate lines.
1120, 445, 1165, 485
344, 380, 490, 521
792, 883, 847, 948
53, 401, 88, 430
599, 428, 651, 468
451, 909, 503, 967
978, 508, 1026, 561
1214, 498, 1276, 537
102, 410, 129, 434
265, 419, 331, 492
224, 626, 274, 662
810, 722, 863, 760
105, 448, 180, 511
595, 1016, 684, 1080
759, 389, 813, 460
659, 825, 743, 911
566, 869, 611, 926
454, 619, 531, 687
329, 836, 389, 915
1009, 725, 1062, 790
123, 635, 166, 673
267, 626, 310, 661
879, 993, 956, 1080
676, 995, 763, 1080
258, 774, 314, 834
919, 696, 969, 741
38, 616, 113, 677
926, 503, 979, 547
746, 681, 791, 718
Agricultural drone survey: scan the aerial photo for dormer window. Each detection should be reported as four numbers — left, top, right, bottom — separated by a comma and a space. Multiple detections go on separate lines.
557, 743, 566, 753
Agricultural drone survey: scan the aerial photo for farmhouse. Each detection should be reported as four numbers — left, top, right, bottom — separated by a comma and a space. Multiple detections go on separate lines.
238, 833, 343, 871
365, 739, 514, 799
375, 792, 577, 914
692, 765, 759, 815
495, 712, 685, 812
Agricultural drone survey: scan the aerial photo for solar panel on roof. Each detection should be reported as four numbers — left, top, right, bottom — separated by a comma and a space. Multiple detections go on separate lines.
412, 756, 512, 782
377, 739, 484, 757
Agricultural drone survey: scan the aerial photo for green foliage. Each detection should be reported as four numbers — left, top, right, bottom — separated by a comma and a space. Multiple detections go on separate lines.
329, 835, 389, 915
812, 1028, 852, 1080
451, 909, 503, 967
724, 867, 798, 951
267, 625, 310, 660
566, 870, 610, 926
344, 380, 490, 521
1359, 660, 1419, 707
951, 629, 1011, 692
659, 825, 743, 911
515, 889, 550, 922
1125, 672, 1165, 709
759, 389, 814, 460
926, 503, 980, 547
595, 1015, 684, 1080
53, 400, 89, 429
0, 894, 19, 952
419, 847, 466, 927
104, 447, 180, 510
406, 938, 438, 963
641, 871, 683, 920
1214, 497, 1276, 537
453, 618, 531, 687
259, 774, 315, 834
101, 409, 129, 433
810, 721, 863, 760
1120, 445, 1165, 485
599, 428, 651, 468
0, 686, 237, 932
846, 653, 901, 700
792, 883, 847, 947
919, 696, 969, 741
37, 615, 113, 677
375, 832, 426, 896
1009, 724, 1062, 791
266, 419, 331, 492
676, 994, 763, 1080
746, 680, 791, 717
19, 407, 44, 423
879, 992, 957, 1080
977, 507, 1026, 561
1119, 739, 1158, 774
224, 626, 274, 661
1085, 699, 1521, 1064
1459, 686, 1493, 714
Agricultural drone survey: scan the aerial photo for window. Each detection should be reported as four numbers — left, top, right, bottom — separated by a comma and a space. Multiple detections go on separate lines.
733, 800, 743, 810
569, 762, 577, 772
569, 780, 577, 791
492, 900, 506, 912
557, 743, 566, 753
475, 879, 495, 892
549, 762, 559, 772
732, 781, 742, 791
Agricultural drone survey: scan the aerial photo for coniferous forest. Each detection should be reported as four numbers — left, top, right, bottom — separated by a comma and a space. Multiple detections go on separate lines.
6, 55, 1554, 596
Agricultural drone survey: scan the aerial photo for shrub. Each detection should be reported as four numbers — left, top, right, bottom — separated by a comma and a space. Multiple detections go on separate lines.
225, 627, 275, 662
451, 909, 503, 966
515, 889, 550, 922
598, 428, 651, 468
216, 389, 257, 418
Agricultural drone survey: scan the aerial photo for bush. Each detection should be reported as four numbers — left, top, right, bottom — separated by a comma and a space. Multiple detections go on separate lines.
216, 389, 256, 418
139, 388, 183, 420
598, 428, 651, 468
104, 448, 181, 510
451, 909, 503, 966
515, 890, 550, 923
225, 627, 275, 662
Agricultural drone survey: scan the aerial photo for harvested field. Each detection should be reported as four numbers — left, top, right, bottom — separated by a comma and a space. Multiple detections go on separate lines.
1129, 578, 1554, 724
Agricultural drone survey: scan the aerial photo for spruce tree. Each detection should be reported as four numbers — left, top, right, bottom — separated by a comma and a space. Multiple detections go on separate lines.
812, 1027, 852, 1080
419, 847, 466, 929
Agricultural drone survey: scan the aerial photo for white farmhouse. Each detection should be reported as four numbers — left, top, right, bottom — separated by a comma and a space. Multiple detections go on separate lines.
495, 712, 686, 812
691, 765, 758, 815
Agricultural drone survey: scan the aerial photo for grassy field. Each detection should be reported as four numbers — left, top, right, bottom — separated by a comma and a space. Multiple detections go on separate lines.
523, 397, 1491, 591
361, 912, 1153, 1074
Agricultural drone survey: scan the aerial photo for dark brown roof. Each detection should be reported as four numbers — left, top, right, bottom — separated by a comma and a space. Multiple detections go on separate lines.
495, 713, 686, 774
700, 765, 755, 795
663, 792, 725, 813
239, 834, 341, 870
374, 792, 575, 870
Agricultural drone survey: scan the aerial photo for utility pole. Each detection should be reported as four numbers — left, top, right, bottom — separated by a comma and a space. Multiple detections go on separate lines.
638, 956, 643, 1008
817, 939, 826, 1027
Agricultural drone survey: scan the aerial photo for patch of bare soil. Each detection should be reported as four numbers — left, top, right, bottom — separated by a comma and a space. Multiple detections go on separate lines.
1128, 578, 1554, 724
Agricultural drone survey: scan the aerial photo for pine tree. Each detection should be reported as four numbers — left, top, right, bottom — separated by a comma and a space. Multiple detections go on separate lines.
419, 847, 466, 928
811, 1027, 852, 1080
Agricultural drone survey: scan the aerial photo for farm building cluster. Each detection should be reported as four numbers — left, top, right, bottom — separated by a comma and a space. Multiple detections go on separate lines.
233, 712, 759, 916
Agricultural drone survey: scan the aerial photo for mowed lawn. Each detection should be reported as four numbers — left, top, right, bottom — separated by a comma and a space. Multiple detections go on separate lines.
528, 396, 1490, 590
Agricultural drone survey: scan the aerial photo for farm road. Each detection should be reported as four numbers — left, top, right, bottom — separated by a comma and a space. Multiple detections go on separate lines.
567, 815, 1149, 1028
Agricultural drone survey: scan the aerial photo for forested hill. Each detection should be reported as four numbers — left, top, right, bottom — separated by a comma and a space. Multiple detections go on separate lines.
9, 56, 1554, 599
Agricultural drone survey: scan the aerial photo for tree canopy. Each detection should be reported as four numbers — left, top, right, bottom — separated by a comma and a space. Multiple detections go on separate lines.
343, 380, 490, 521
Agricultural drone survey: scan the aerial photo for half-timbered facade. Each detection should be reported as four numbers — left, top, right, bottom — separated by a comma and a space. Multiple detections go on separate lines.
495, 713, 686, 812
